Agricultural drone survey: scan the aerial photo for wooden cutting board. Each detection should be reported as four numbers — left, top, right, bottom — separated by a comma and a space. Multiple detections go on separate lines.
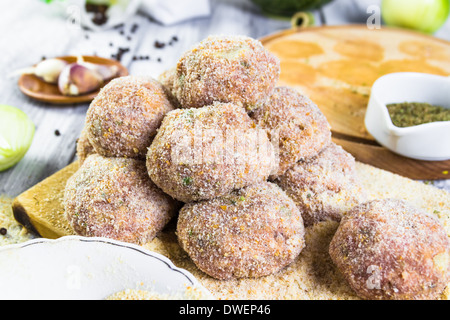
261, 25, 450, 180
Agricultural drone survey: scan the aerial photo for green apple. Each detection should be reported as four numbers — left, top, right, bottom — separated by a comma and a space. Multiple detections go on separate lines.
382, 0, 450, 34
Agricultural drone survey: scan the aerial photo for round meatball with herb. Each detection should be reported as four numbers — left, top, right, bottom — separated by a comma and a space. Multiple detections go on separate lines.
146, 102, 276, 203
250, 86, 331, 177
329, 199, 450, 300
276, 143, 367, 226
85, 76, 175, 159
177, 182, 305, 280
173, 35, 280, 111
64, 154, 179, 245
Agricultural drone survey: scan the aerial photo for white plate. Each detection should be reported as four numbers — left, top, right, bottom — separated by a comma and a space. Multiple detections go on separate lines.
365, 72, 450, 161
0, 236, 212, 300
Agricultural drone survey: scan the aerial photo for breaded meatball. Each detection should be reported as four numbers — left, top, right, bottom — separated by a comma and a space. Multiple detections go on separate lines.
276, 143, 367, 226
76, 126, 96, 165
250, 86, 331, 177
173, 35, 280, 111
157, 67, 180, 108
177, 182, 305, 280
146, 102, 276, 202
85, 76, 175, 159
64, 154, 178, 245
329, 199, 450, 300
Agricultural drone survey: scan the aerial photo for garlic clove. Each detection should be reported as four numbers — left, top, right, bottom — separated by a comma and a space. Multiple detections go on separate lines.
9, 58, 68, 84
34, 58, 68, 84
90, 63, 119, 81
58, 63, 104, 96
76, 55, 119, 81
11, 56, 120, 96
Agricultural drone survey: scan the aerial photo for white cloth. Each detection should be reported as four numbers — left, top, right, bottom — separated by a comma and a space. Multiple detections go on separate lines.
140, 0, 211, 25
48, 0, 211, 31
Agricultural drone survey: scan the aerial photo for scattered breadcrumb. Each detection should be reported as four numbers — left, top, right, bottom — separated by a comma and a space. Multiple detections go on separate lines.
141, 163, 450, 300
0, 195, 35, 246
1, 163, 448, 300
106, 285, 212, 300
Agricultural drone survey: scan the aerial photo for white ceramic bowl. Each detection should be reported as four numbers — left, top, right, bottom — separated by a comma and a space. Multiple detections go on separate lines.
365, 72, 450, 161
0, 236, 212, 300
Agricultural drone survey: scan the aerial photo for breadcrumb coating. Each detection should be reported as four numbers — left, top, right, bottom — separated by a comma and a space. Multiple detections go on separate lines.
250, 86, 331, 178
329, 199, 450, 300
158, 67, 180, 108
76, 126, 96, 165
158, 67, 181, 108
158, 67, 176, 92
86, 76, 175, 159
173, 35, 280, 111
276, 142, 367, 226
177, 182, 305, 280
146, 102, 276, 202
64, 154, 179, 245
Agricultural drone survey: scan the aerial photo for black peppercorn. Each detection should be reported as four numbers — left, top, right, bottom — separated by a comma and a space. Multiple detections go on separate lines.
0, 228, 7, 236
154, 41, 165, 49
131, 23, 139, 33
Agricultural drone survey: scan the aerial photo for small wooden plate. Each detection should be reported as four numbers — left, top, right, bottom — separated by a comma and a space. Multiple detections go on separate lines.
18, 56, 128, 105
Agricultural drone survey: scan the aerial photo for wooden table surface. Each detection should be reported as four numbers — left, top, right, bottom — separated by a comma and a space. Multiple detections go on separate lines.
1, 0, 449, 197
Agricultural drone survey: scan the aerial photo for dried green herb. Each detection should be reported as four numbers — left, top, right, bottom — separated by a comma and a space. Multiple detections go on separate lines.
387, 102, 450, 127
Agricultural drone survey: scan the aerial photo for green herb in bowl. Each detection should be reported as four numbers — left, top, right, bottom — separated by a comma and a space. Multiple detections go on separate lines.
386, 102, 450, 128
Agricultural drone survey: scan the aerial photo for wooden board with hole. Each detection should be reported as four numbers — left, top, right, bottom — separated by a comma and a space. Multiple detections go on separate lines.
261, 25, 450, 180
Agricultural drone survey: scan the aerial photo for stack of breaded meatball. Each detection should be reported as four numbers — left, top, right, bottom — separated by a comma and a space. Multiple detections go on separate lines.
65, 35, 449, 300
